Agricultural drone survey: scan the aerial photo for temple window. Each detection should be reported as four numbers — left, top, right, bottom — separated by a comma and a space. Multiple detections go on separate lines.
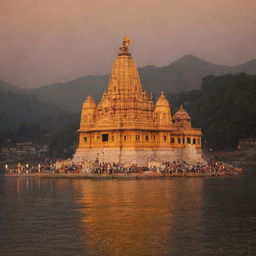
193, 138, 196, 144
84, 137, 87, 143
145, 135, 149, 142
112, 136, 114, 141
164, 136, 167, 141
171, 138, 175, 143
187, 137, 191, 144
124, 136, 127, 141
136, 135, 140, 141
153, 135, 156, 141
102, 134, 109, 142
178, 138, 181, 144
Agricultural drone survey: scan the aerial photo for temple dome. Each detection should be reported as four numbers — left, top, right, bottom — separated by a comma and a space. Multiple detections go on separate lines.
173, 105, 191, 129
155, 91, 170, 108
83, 95, 96, 109
154, 91, 172, 126
80, 96, 96, 126
173, 105, 191, 121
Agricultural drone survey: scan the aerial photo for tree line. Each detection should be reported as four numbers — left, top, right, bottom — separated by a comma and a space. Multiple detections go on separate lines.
168, 73, 256, 151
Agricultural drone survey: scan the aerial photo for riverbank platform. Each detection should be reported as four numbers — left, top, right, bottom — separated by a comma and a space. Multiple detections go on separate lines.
3, 169, 243, 179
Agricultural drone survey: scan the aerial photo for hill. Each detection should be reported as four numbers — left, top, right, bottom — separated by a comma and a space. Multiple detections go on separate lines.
26, 55, 256, 113
28, 75, 108, 113
0, 91, 78, 132
0, 80, 25, 94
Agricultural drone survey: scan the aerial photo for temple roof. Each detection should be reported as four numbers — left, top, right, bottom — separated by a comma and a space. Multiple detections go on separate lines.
173, 105, 191, 120
155, 91, 170, 108
106, 37, 143, 95
78, 37, 202, 136
83, 95, 96, 109
88, 37, 155, 128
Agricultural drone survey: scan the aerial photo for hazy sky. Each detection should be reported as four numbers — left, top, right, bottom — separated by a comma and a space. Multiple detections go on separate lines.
0, 0, 256, 88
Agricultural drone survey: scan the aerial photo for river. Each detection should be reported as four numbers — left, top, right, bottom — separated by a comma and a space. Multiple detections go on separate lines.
0, 165, 255, 256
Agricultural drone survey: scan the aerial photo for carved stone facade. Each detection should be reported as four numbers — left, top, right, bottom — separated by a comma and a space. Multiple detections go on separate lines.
73, 38, 203, 164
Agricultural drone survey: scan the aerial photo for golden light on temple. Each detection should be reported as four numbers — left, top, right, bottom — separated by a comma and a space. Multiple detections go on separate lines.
74, 38, 203, 164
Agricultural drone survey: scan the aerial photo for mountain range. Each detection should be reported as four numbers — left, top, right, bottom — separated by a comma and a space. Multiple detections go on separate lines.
28, 55, 256, 113
0, 90, 78, 132
0, 55, 256, 132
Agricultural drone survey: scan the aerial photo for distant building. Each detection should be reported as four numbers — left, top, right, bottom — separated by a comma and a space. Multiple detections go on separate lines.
237, 138, 256, 150
0, 142, 48, 162
74, 37, 203, 164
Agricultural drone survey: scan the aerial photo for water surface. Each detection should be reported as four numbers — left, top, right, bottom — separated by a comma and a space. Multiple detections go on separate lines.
0, 166, 256, 256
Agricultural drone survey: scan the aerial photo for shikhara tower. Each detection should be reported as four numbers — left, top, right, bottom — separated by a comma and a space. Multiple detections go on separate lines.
74, 37, 203, 164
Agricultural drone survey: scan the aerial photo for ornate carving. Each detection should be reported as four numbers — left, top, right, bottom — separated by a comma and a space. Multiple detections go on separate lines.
119, 36, 131, 55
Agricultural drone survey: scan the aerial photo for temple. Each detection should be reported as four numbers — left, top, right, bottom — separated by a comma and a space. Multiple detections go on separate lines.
74, 37, 203, 164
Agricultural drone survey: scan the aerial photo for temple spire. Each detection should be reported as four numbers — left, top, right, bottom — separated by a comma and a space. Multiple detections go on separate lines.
106, 37, 143, 94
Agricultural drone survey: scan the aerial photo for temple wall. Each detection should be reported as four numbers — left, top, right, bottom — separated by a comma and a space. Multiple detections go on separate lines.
78, 131, 202, 150
154, 146, 205, 164
73, 145, 205, 165
74, 148, 121, 163
75, 129, 203, 165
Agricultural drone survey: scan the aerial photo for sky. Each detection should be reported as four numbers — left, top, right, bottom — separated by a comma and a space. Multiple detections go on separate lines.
0, 0, 256, 88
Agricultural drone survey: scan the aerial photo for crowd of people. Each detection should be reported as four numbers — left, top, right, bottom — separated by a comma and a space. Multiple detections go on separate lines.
160, 161, 238, 175
91, 162, 148, 175
56, 162, 83, 173
3, 162, 56, 174
90, 160, 241, 176
3, 159, 242, 176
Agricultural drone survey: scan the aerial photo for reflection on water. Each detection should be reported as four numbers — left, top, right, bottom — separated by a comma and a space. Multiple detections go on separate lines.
0, 167, 256, 256
74, 179, 203, 256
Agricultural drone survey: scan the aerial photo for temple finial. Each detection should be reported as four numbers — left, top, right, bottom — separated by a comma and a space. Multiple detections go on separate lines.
119, 36, 131, 56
